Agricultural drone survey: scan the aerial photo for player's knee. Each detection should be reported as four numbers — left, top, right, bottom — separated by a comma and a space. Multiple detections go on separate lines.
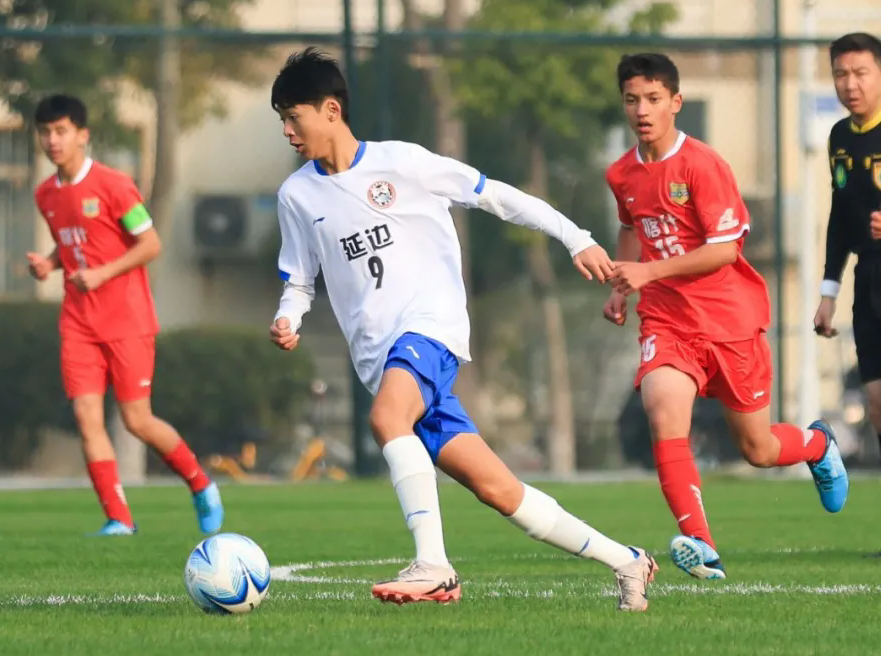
120, 404, 154, 437
738, 438, 776, 468
471, 478, 522, 516
369, 402, 410, 446
646, 405, 690, 440
72, 397, 104, 436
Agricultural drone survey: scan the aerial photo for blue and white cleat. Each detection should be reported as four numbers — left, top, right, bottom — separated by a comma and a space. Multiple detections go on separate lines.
670, 535, 726, 580
193, 481, 224, 534
92, 520, 136, 536
806, 419, 849, 513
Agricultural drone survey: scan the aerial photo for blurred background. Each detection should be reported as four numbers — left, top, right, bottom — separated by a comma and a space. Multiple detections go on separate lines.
1, 0, 879, 485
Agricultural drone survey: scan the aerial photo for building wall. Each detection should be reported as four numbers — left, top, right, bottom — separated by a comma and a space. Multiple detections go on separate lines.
10, 0, 881, 427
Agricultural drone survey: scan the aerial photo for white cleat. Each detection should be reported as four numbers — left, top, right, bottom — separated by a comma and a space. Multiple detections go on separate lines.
371, 560, 461, 605
614, 547, 658, 611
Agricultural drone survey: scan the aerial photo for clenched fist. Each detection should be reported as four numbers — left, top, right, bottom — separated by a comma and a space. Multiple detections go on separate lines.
603, 291, 628, 326
269, 317, 300, 351
26, 252, 54, 281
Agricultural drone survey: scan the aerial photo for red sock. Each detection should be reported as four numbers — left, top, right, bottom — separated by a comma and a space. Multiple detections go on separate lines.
653, 438, 715, 549
163, 441, 210, 493
87, 460, 134, 528
771, 424, 827, 465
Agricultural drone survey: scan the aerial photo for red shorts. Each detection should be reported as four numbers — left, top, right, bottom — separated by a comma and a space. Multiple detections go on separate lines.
60, 336, 156, 402
634, 330, 772, 413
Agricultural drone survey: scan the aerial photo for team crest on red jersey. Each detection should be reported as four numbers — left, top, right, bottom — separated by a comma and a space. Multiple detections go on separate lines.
81, 197, 100, 219
873, 161, 881, 191
367, 181, 396, 209
668, 182, 689, 206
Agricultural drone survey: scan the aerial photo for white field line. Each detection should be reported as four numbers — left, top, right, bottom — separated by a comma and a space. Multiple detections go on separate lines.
6, 551, 879, 608
4, 583, 881, 608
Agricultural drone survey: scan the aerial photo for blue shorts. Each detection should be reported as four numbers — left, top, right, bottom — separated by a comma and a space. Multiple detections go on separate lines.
383, 332, 478, 462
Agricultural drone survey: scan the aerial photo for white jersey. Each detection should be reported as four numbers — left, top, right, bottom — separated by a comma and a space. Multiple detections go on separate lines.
277, 140, 480, 394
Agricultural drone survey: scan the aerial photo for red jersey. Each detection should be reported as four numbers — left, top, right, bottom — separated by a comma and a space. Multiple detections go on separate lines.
34, 159, 159, 342
605, 133, 770, 342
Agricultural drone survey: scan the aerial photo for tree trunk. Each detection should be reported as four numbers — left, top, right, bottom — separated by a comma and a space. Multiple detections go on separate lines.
150, 0, 181, 230
399, 0, 470, 289
398, 0, 494, 433
525, 139, 576, 476
112, 0, 181, 482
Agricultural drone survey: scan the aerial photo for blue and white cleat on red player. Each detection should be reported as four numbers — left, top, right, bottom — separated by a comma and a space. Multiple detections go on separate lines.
93, 520, 136, 536
806, 419, 849, 513
193, 481, 224, 534
670, 535, 726, 580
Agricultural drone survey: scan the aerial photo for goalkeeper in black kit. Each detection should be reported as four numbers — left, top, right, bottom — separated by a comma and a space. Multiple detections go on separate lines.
814, 32, 881, 458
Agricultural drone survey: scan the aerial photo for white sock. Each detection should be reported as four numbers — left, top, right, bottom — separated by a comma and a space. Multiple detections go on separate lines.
382, 435, 450, 567
507, 483, 637, 570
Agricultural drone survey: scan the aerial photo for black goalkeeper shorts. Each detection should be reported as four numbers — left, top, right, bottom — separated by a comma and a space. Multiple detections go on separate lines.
853, 257, 881, 384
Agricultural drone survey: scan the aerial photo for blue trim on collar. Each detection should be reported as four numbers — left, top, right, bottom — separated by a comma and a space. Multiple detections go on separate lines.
313, 141, 367, 176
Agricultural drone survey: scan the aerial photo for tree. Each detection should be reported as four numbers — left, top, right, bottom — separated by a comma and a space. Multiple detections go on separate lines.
396, 0, 497, 432
0, 0, 266, 168
451, 0, 676, 474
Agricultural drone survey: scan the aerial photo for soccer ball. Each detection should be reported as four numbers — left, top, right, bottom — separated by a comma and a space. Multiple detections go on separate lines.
184, 532, 271, 614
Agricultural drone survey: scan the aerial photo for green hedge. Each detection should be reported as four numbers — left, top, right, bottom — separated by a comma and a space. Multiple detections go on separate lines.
0, 301, 74, 468
0, 301, 314, 469
152, 327, 314, 460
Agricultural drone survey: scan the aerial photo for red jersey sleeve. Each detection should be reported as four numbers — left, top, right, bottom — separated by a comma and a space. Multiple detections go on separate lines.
105, 173, 144, 220
688, 153, 749, 244
605, 168, 633, 227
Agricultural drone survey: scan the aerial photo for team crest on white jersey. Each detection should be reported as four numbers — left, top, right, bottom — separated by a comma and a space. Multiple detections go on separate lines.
82, 197, 100, 219
367, 181, 396, 209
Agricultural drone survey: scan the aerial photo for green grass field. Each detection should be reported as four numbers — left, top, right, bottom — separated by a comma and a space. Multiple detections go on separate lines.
1, 477, 879, 655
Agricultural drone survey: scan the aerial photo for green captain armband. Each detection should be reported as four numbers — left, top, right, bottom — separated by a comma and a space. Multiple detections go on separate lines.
121, 203, 153, 235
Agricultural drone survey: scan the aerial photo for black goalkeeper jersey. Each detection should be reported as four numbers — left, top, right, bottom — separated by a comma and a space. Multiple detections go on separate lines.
823, 112, 881, 284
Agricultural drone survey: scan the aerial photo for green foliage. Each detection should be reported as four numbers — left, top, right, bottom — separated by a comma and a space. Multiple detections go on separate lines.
453, 0, 633, 140
0, 0, 267, 145
152, 327, 314, 459
0, 301, 313, 469
449, 0, 677, 279
0, 301, 74, 468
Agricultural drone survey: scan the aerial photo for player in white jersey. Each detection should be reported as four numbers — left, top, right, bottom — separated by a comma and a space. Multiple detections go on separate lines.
268, 48, 658, 611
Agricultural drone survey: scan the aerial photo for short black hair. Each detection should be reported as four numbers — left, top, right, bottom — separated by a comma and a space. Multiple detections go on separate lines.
271, 47, 350, 124
34, 94, 88, 128
830, 32, 881, 66
617, 53, 680, 95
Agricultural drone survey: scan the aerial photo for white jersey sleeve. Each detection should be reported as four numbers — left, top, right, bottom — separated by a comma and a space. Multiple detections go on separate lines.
409, 143, 486, 208
407, 143, 596, 257
277, 194, 319, 284
477, 180, 597, 257
275, 192, 319, 330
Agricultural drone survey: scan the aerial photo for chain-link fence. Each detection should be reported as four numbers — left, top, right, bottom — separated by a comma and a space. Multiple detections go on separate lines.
1, 0, 879, 480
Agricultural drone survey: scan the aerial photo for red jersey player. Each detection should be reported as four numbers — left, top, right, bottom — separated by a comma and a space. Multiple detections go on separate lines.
27, 94, 223, 536
604, 54, 849, 579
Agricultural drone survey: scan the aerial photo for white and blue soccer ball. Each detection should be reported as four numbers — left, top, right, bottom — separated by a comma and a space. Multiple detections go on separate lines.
184, 532, 271, 614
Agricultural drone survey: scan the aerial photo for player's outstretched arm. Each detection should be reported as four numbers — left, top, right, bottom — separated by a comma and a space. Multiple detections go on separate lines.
476, 179, 613, 282
412, 143, 610, 278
